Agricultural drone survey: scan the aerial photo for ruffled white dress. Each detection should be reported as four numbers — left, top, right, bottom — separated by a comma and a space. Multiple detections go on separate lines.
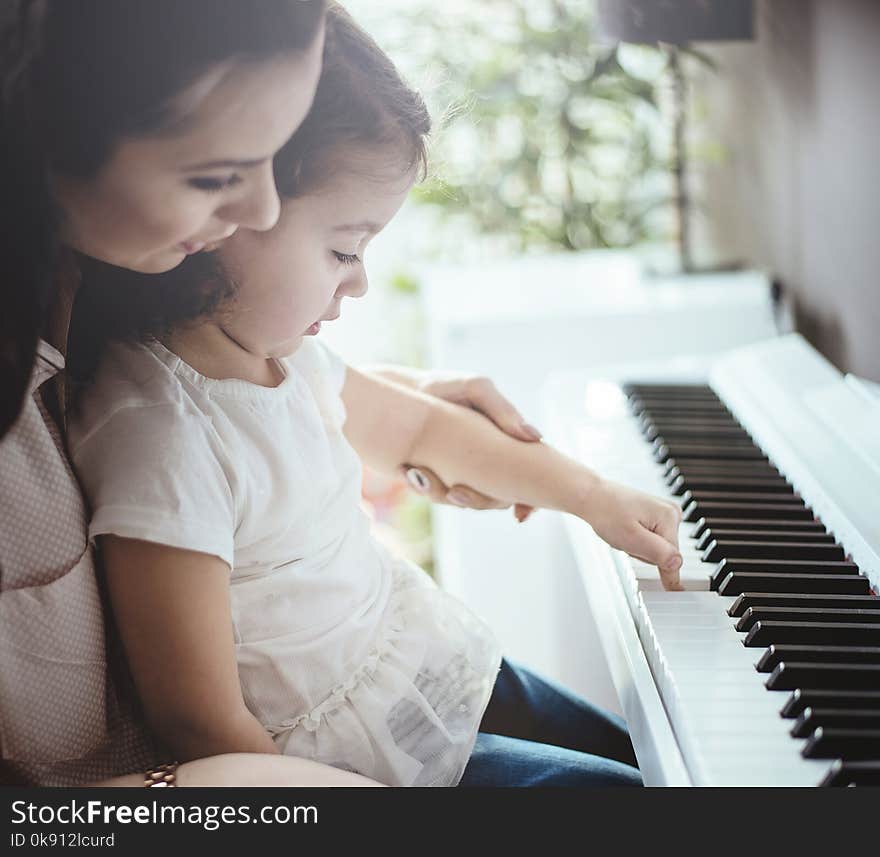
69, 338, 502, 786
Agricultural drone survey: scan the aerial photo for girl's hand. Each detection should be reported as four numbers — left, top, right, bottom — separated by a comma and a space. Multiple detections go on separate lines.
400, 373, 538, 522
583, 478, 684, 591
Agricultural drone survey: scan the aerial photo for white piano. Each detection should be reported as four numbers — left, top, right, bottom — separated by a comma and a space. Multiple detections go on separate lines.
545, 334, 880, 786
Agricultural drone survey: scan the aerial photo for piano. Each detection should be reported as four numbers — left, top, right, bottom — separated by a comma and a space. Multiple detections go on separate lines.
545, 333, 880, 786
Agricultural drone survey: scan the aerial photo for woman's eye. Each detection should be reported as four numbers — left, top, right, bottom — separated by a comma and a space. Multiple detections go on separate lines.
187, 175, 242, 193
332, 251, 361, 266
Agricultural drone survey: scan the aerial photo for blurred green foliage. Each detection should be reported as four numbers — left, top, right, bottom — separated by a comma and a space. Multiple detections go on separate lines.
397, 0, 673, 252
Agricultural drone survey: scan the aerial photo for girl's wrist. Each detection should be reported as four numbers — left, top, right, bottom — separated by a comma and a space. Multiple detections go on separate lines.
565, 464, 603, 523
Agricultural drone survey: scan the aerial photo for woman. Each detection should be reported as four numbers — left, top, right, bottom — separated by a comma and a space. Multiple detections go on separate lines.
0, 0, 542, 787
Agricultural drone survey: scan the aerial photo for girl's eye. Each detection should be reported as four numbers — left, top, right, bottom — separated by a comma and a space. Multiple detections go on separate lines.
187, 175, 243, 193
332, 251, 361, 266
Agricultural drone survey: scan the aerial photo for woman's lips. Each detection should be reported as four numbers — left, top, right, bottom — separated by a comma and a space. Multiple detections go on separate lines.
179, 231, 235, 255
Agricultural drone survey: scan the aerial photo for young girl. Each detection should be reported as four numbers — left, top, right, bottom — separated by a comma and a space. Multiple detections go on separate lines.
0, 0, 394, 789
69, 5, 683, 787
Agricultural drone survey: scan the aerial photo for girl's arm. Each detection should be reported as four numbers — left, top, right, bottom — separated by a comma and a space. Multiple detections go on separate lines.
363, 365, 537, 519
100, 536, 280, 762
342, 367, 683, 588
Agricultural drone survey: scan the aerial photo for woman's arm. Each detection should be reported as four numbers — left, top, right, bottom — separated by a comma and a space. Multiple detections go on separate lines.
362, 365, 540, 442
342, 367, 683, 588
100, 536, 280, 762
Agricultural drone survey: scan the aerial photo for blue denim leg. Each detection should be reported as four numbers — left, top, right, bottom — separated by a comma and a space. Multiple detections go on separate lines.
458, 658, 642, 787
459, 733, 642, 786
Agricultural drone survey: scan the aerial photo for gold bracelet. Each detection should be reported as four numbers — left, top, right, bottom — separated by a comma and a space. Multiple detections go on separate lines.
144, 761, 179, 788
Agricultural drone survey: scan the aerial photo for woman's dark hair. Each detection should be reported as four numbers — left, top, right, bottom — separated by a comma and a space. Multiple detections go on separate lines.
71, 3, 431, 377
0, 0, 326, 438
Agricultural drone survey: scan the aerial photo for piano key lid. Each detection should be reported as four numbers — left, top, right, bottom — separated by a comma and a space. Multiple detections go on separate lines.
710, 334, 880, 596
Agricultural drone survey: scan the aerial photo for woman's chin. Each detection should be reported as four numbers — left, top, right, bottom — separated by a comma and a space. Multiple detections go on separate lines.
123, 249, 189, 274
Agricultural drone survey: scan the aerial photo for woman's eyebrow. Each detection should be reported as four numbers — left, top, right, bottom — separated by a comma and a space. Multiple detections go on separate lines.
182, 157, 268, 171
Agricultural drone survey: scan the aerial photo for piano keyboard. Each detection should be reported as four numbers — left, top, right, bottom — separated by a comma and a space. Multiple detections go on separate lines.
546, 334, 880, 786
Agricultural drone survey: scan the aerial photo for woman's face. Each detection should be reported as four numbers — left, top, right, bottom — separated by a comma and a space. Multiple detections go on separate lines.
52, 32, 324, 274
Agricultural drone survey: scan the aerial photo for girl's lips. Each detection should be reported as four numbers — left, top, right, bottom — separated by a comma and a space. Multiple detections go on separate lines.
178, 240, 205, 254
305, 310, 341, 335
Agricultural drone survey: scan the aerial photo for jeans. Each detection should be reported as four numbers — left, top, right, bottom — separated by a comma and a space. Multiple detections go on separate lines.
458, 658, 642, 787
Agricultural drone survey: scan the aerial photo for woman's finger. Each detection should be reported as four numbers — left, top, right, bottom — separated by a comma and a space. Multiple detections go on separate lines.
459, 377, 542, 443
446, 485, 510, 511
402, 466, 510, 510
403, 466, 449, 503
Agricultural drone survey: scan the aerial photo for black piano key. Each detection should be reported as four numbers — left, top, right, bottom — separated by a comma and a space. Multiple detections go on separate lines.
643, 424, 752, 442
630, 392, 726, 405
820, 760, 880, 787
697, 530, 837, 551
681, 490, 802, 509
624, 383, 716, 396
643, 411, 740, 424
702, 540, 845, 563
745, 621, 880, 648
626, 383, 718, 395
655, 443, 767, 463
633, 392, 727, 406
685, 501, 814, 523
670, 475, 792, 496
665, 460, 781, 479
728, 592, 880, 618
692, 517, 827, 540
633, 401, 731, 417
644, 421, 744, 440
782, 689, 880, 718
717, 573, 872, 597
802, 727, 880, 760
626, 386, 720, 399
710, 559, 859, 591
792, 707, 880, 739
766, 662, 880, 690
756, 645, 880, 673
738, 607, 880, 633
641, 413, 741, 426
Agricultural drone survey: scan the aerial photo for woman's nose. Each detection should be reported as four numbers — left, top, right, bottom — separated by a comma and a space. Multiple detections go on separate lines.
218, 163, 281, 232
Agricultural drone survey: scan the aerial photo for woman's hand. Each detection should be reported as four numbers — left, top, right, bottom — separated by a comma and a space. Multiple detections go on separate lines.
397, 371, 539, 522
581, 478, 684, 591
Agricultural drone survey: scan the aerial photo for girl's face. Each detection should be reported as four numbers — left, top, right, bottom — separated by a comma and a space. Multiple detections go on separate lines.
215, 155, 415, 359
52, 32, 324, 274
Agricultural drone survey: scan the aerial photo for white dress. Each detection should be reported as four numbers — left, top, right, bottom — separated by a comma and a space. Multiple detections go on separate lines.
68, 338, 502, 786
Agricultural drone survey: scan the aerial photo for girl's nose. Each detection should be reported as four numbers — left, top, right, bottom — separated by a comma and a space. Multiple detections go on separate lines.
218, 163, 281, 232
339, 267, 368, 299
